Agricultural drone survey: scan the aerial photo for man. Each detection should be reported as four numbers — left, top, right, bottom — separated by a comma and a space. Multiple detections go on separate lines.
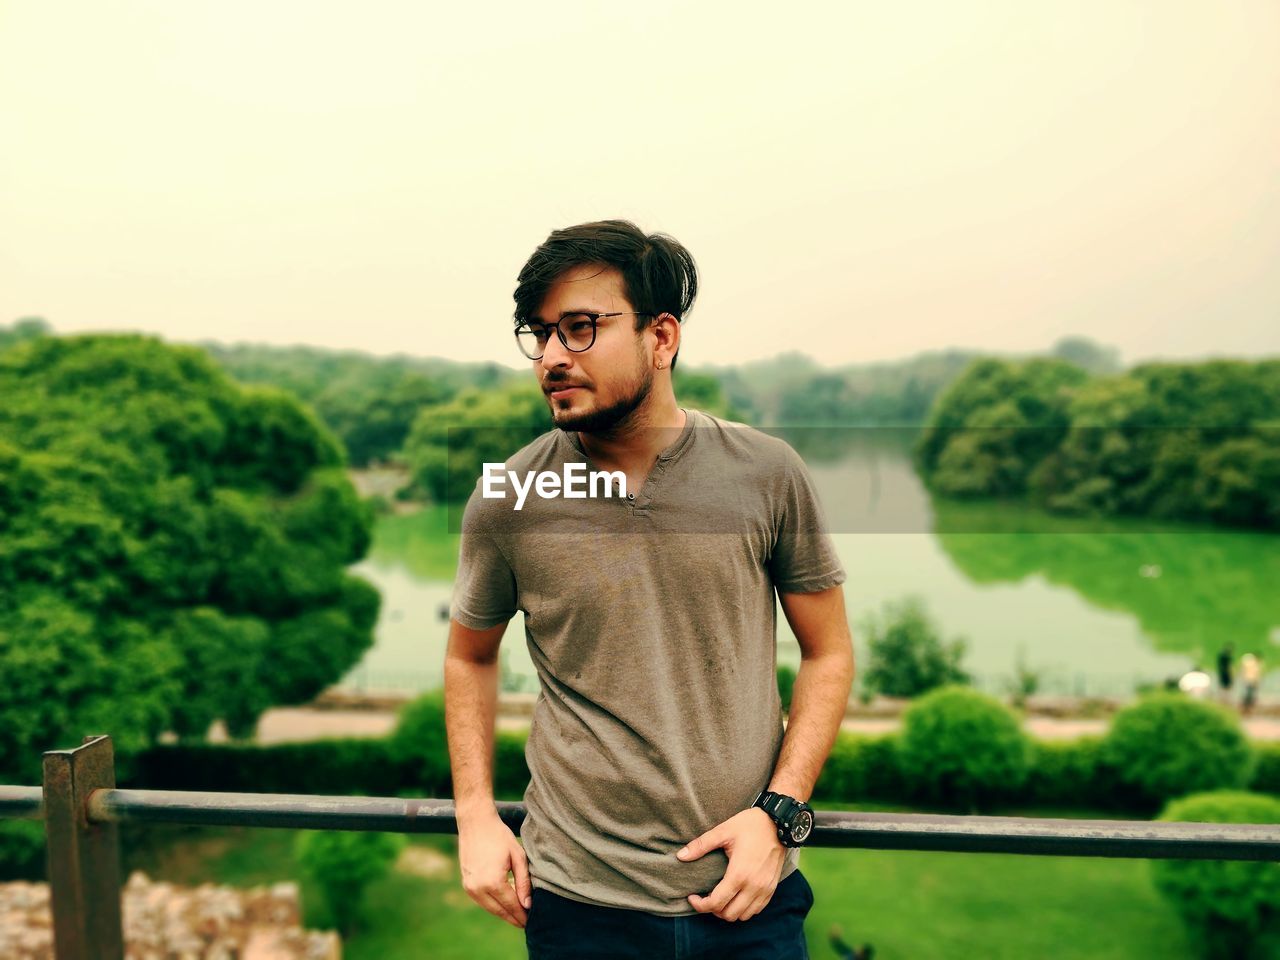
1217, 644, 1235, 703
1240, 652, 1261, 716
1178, 664, 1212, 699
445, 220, 854, 959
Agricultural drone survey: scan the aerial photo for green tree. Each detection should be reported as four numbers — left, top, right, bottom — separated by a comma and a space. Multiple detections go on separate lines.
0, 317, 51, 352
671, 368, 740, 420
860, 596, 970, 698
915, 357, 1089, 497
1191, 426, 1280, 528
1034, 361, 1280, 527
401, 370, 742, 506
0, 334, 379, 789
1049, 336, 1122, 375
315, 373, 449, 466
773, 351, 981, 427
919, 355, 1280, 530
205, 340, 518, 467
401, 382, 553, 504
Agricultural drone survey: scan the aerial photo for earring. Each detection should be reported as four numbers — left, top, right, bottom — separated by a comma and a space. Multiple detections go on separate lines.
657, 360, 665, 369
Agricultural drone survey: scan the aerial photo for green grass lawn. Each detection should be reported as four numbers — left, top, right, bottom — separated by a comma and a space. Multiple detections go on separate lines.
123, 803, 1200, 959
801, 841, 1194, 959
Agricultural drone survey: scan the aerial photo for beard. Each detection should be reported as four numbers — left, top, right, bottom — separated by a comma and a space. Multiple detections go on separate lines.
549, 364, 654, 436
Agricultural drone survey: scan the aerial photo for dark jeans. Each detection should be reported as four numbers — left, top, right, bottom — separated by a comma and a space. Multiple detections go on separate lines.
525, 866, 814, 960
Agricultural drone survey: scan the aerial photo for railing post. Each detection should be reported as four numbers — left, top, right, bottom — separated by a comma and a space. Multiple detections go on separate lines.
42, 734, 125, 960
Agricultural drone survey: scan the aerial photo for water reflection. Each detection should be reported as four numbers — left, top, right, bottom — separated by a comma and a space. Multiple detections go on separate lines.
342, 431, 1277, 696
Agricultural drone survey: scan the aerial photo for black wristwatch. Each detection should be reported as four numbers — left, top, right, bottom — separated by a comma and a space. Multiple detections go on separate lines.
752, 790, 815, 847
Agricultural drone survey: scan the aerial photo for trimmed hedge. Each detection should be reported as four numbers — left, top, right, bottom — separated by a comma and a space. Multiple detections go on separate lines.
387, 689, 451, 793
125, 728, 532, 801
811, 731, 905, 804
129, 738, 411, 796
1253, 740, 1280, 795
0, 820, 45, 881
121, 729, 1280, 813
8, 718, 1272, 880
1023, 735, 1115, 807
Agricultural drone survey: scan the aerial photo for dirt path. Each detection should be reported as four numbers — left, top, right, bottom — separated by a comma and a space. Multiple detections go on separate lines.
206, 706, 1280, 745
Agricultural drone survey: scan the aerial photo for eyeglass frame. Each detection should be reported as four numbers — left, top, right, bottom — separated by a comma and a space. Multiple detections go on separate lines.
513, 311, 656, 360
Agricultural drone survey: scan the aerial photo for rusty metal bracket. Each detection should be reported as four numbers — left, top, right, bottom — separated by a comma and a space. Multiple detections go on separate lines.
42, 734, 125, 960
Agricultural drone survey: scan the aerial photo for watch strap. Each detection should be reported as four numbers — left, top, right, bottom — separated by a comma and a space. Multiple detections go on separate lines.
753, 790, 797, 825
753, 789, 814, 848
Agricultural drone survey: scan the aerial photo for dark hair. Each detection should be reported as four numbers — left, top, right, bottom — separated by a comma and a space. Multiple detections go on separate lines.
513, 219, 698, 370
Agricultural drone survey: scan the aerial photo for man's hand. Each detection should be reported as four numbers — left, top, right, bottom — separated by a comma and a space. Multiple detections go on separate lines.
457, 809, 532, 929
675, 807, 788, 922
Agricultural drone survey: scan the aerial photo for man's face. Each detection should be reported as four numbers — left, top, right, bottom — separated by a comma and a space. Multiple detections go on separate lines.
530, 264, 654, 434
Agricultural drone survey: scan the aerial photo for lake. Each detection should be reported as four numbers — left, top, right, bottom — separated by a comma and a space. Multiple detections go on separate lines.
340, 429, 1280, 699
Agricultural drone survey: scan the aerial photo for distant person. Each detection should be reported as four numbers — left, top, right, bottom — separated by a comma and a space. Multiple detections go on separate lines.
829, 924, 874, 959
1217, 644, 1235, 700
1240, 653, 1262, 716
1178, 665, 1212, 699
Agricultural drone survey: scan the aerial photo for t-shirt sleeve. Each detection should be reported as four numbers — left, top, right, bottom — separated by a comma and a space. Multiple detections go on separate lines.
767, 445, 848, 594
450, 487, 518, 629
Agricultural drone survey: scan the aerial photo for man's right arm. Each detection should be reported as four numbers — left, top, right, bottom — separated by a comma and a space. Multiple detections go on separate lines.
445, 614, 533, 928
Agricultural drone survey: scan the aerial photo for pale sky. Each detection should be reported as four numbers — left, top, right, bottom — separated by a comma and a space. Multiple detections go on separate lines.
2, 1, 1277, 372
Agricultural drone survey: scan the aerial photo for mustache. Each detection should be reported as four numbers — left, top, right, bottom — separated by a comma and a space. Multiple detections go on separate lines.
542, 375, 589, 392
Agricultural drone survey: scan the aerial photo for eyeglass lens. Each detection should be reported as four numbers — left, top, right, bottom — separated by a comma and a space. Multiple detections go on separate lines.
515, 314, 596, 359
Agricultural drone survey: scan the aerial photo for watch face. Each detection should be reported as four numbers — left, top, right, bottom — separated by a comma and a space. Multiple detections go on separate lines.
790, 808, 814, 843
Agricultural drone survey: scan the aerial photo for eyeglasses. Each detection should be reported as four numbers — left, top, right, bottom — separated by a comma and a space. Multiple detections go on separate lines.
514, 312, 654, 360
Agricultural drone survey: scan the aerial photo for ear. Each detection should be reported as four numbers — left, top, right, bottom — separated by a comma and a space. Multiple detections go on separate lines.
652, 312, 680, 364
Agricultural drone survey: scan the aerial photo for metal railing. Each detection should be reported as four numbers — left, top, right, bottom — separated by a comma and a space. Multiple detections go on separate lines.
2, 734, 1279, 959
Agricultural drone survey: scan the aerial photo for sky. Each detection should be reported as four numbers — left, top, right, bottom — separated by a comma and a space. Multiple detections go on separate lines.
2, 1, 1278, 372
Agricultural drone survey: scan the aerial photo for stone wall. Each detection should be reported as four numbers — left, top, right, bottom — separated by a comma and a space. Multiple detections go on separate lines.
0, 870, 341, 959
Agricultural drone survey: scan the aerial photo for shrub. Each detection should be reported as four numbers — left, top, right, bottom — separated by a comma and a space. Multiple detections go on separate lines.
895, 685, 1032, 812
388, 689, 451, 794
1003, 643, 1044, 709
860, 596, 970, 698
120, 713, 1276, 816
127, 738, 409, 796
813, 733, 904, 804
1151, 791, 1280, 960
1252, 741, 1280, 796
777, 665, 797, 713
0, 821, 45, 881
1023, 736, 1110, 808
493, 729, 532, 800
293, 829, 406, 936
1099, 692, 1255, 810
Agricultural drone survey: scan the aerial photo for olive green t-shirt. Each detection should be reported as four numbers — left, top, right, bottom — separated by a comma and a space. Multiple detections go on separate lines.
450, 408, 847, 915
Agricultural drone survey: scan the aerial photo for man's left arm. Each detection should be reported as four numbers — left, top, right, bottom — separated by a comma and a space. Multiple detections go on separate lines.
677, 583, 853, 921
